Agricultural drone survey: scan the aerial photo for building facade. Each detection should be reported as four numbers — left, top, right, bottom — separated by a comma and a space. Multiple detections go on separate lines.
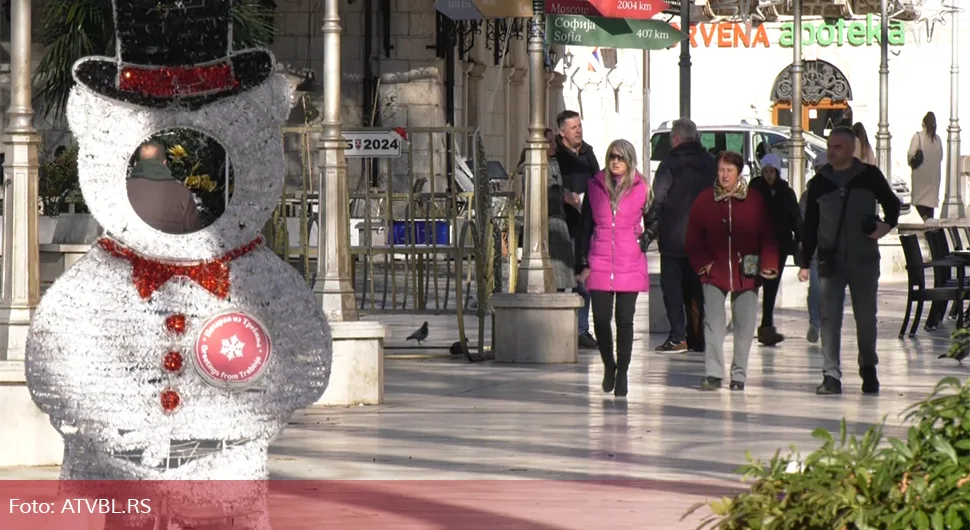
558, 3, 970, 202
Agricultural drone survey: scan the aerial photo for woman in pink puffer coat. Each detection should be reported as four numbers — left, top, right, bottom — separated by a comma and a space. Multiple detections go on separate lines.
575, 139, 649, 398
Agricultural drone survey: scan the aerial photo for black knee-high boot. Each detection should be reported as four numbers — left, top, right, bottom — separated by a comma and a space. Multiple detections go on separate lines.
614, 328, 633, 397
597, 332, 616, 393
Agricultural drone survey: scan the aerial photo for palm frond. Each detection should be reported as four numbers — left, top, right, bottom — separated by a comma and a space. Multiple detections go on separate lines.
33, 0, 278, 121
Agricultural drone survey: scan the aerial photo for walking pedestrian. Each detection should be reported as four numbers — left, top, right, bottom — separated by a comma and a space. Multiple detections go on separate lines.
555, 110, 600, 349
908, 112, 944, 221
685, 151, 778, 391
574, 139, 649, 398
748, 154, 801, 346
801, 153, 828, 344
852, 122, 877, 166
544, 129, 576, 292
644, 117, 714, 354
797, 126, 901, 395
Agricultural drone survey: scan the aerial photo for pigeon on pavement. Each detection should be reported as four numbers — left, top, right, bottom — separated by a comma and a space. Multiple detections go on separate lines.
407, 321, 429, 345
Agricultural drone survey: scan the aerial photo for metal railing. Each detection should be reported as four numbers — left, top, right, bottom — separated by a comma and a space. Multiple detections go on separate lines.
273, 125, 522, 356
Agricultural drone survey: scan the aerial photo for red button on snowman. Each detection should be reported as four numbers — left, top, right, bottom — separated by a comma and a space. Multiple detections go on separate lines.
194, 311, 272, 390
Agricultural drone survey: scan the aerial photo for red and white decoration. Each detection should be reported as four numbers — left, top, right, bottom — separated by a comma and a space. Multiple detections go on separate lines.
194, 310, 272, 389
23, 1, 332, 483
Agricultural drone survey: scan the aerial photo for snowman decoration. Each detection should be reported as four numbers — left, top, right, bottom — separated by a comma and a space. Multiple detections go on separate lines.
24, 0, 331, 483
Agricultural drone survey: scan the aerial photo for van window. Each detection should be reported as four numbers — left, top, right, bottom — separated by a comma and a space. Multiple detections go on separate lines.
650, 133, 671, 161
699, 132, 745, 157
651, 130, 745, 161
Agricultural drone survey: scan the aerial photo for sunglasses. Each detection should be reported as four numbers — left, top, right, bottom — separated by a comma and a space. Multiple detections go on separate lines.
608, 153, 625, 162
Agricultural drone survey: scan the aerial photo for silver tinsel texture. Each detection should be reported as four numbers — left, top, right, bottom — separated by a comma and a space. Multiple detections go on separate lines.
24, 67, 331, 482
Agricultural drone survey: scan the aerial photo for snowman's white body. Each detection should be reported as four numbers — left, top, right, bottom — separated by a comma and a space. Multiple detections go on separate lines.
24, 67, 331, 481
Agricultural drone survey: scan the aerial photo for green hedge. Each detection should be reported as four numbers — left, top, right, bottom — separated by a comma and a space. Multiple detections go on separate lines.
686, 376, 970, 529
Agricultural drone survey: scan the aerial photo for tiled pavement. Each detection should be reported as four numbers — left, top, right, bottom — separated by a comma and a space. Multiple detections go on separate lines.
2, 280, 967, 529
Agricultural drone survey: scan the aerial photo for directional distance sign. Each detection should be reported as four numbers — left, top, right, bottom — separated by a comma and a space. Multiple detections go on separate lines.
546, 15, 687, 50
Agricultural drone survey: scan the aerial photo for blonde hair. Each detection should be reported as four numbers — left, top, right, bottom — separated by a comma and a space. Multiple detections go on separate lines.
604, 139, 639, 207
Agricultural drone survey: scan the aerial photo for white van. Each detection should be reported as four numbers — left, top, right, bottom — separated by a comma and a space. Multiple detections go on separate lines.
648, 120, 911, 209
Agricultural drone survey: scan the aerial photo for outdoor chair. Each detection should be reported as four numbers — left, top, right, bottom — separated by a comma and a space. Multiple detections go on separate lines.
925, 229, 967, 328
948, 226, 965, 251
899, 233, 965, 339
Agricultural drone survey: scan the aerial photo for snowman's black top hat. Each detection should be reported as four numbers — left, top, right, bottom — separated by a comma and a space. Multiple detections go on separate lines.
73, 0, 274, 109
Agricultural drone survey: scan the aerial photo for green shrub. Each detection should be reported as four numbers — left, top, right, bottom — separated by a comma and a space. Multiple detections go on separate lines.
686, 376, 970, 529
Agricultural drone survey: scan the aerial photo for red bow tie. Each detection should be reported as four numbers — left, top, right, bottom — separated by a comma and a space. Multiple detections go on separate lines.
97, 237, 263, 300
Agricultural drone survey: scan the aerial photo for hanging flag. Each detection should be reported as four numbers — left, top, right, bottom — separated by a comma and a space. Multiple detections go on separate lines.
587, 47, 602, 72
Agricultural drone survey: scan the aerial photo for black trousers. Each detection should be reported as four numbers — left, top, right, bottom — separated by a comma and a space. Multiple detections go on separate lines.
916, 205, 934, 221
590, 291, 639, 370
660, 256, 705, 345
760, 252, 788, 328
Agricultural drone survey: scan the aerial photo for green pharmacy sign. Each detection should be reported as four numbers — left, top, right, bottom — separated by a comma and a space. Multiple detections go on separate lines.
546, 15, 686, 50
779, 13, 905, 48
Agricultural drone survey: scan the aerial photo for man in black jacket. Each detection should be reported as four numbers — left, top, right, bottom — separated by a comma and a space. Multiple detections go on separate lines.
644, 118, 715, 354
798, 126, 900, 396
555, 110, 600, 349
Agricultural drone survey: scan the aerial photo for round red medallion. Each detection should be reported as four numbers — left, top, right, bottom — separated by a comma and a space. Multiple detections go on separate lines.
193, 310, 272, 391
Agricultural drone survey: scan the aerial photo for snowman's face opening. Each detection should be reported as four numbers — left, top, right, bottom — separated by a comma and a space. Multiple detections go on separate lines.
126, 128, 235, 235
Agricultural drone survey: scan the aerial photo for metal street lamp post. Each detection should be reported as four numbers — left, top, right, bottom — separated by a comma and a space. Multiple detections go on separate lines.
679, 0, 691, 118
941, 4, 964, 219
875, 0, 892, 183
516, 2, 555, 293
788, 0, 805, 194
0, 0, 41, 360
312, 0, 358, 321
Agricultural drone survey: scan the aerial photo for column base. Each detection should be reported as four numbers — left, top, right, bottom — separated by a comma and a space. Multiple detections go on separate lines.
0, 361, 63, 466
648, 273, 670, 335
490, 293, 583, 363
316, 321, 387, 406
0, 305, 34, 360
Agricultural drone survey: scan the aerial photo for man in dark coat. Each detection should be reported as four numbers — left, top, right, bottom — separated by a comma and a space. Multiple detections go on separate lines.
644, 118, 715, 353
127, 141, 202, 234
798, 126, 900, 396
555, 110, 600, 349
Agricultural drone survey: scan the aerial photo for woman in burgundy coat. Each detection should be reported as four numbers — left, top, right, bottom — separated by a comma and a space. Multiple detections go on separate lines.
685, 151, 778, 391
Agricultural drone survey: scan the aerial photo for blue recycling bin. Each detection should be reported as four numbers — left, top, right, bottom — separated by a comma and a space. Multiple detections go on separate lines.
390, 220, 450, 245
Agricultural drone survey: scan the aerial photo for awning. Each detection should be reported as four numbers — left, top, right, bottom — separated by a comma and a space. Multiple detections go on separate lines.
434, 0, 533, 20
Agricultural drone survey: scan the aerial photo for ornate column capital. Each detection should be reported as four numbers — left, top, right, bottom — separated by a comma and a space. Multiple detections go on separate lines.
465, 61, 487, 80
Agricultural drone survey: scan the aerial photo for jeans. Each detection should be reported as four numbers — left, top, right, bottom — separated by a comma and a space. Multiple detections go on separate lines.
590, 291, 639, 370
571, 238, 591, 336
819, 264, 880, 380
807, 257, 821, 329
660, 255, 704, 343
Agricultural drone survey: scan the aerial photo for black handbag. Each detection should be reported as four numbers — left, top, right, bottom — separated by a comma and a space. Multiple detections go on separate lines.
817, 188, 851, 278
909, 134, 924, 169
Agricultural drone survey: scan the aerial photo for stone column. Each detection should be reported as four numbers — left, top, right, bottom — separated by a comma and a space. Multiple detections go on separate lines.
0, 0, 40, 361
491, 2, 583, 364
312, 0, 387, 406
941, 5, 964, 219
312, 0, 358, 323
545, 71, 565, 126
0, 0, 62, 467
507, 67, 527, 172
